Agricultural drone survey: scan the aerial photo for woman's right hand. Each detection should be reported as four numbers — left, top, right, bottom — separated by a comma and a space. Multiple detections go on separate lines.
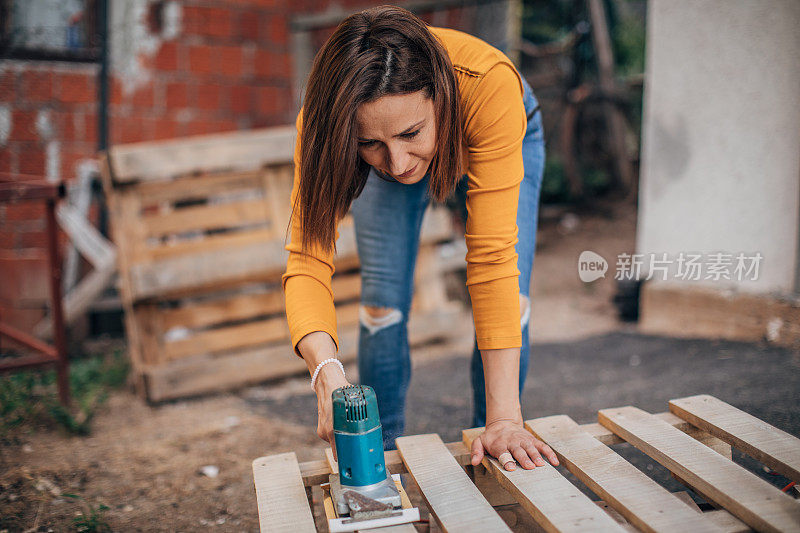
313, 364, 351, 461
298, 331, 350, 460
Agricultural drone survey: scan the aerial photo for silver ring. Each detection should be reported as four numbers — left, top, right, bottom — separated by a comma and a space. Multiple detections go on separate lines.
497, 452, 514, 465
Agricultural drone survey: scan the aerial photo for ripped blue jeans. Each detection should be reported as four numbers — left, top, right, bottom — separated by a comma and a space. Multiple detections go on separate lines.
350, 77, 545, 450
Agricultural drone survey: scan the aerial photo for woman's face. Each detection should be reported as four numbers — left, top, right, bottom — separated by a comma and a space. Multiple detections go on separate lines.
355, 90, 436, 185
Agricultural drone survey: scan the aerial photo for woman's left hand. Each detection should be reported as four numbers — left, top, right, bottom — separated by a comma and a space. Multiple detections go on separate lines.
470, 419, 559, 471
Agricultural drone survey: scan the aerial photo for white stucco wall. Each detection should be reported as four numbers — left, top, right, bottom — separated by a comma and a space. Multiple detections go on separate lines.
636, 0, 800, 294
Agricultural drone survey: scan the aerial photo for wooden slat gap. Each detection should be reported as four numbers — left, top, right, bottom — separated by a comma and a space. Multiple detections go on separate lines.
463, 427, 627, 533
669, 394, 800, 483
527, 414, 727, 533
598, 406, 800, 533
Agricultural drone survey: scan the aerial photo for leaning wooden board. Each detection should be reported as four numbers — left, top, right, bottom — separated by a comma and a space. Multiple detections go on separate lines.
100, 126, 466, 401
253, 395, 800, 532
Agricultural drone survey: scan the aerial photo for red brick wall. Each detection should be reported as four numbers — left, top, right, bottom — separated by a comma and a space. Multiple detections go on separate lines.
0, 0, 468, 338
110, 0, 296, 142
1, 62, 101, 336
1, 0, 299, 335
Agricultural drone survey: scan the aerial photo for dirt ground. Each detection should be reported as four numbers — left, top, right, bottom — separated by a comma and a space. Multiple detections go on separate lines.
2, 200, 798, 532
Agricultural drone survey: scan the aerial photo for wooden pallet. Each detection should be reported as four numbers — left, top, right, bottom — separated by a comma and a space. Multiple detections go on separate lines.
252, 394, 800, 532
100, 126, 464, 401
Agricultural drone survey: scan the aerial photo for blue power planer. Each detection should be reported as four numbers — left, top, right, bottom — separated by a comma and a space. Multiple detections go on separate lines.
329, 384, 402, 518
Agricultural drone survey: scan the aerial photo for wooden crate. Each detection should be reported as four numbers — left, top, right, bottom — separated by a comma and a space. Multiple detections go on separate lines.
252, 394, 800, 532
100, 127, 464, 401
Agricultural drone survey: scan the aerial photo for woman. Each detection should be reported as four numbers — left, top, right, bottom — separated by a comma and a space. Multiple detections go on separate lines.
283, 5, 558, 472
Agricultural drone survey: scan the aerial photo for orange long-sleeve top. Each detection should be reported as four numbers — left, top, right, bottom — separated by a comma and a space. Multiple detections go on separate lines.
283, 26, 527, 356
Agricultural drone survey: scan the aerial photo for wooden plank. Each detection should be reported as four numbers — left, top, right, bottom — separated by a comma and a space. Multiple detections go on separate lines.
462, 428, 625, 533
252, 452, 316, 533
145, 337, 328, 401
163, 315, 287, 361
331, 274, 362, 302
162, 303, 359, 361
128, 226, 367, 300
126, 210, 448, 302
34, 262, 117, 338
419, 206, 455, 243
527, 415, 724, 533
325, 447, 338, 475
145, 309, 464, 401
301, 459, 336, 487
121, 298, 146, 373
396, 433, 510, 532
581, 413, 733, 458
110, 126, 296, 184
413, 246, 453, 313
669, 394, 800, 482
300, 442, 473, 488
142, 198, 272, 237
62, 167, 94, 291
262, 165, 294, 232
703, 510, 752, 533
102, 155, 147, 378
656, 412, 733, 459
469, 462, 517, 506
134, 170, 263, 204
598, 406, 800, 533
57, 203, 116, 268
115, 193, 149, 278
161, 290, 286, 331
136, 304, 165, 366
129, 238, 286, 300
144, 228, 276, 262
159, 273, 360, 331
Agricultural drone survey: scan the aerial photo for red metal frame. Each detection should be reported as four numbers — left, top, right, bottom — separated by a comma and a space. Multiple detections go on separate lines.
0, 175, 70, 405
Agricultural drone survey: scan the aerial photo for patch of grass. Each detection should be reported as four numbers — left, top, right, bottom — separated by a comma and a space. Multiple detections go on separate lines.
0, 350, 129, 436
64, 494, 112, 533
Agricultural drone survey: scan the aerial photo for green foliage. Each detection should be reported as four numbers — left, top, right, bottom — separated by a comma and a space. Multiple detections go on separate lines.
522, 0, 646, 76
64, 494, 112, 533
0, 350, 128, 436
541, 154, 569, 203
612, 8, 646, 77
521, 0, 577, 44
541, 152, 613, 204
581, 162, 612, 195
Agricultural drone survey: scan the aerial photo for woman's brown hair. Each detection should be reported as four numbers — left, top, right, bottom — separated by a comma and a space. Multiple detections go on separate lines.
297, 5, 462, 253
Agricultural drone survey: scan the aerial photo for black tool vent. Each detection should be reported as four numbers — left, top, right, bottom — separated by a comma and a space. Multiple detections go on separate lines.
343, 385, 368, 422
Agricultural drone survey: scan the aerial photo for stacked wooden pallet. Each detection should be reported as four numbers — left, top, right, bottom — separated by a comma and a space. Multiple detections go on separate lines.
101, 126, 463, 402
253, 394, 800, 532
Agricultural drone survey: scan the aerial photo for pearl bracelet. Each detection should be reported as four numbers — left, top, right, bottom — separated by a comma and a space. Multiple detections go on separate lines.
310, 358, 345, 391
